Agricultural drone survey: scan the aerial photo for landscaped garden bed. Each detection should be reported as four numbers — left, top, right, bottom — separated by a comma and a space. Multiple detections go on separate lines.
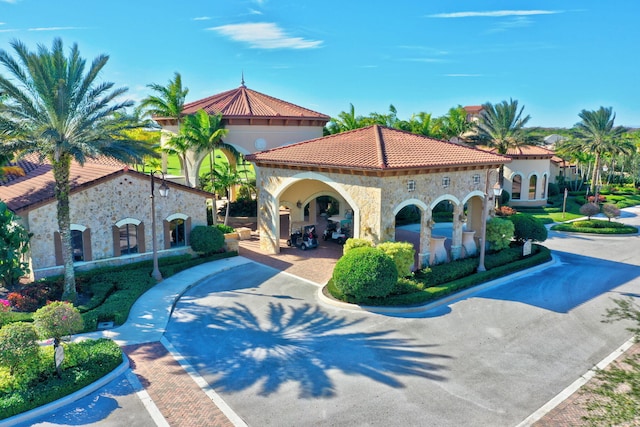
551, 219, 638, 234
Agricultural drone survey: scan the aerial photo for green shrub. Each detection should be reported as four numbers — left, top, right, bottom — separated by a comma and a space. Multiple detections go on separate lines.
547, 182, 560, 197
509, 214, 548, 243
0, 322, 39, 375
419, 257, 478, 287
33, 302, 83, 341
485, 217, 515, 250
190, 225, 225, 255
377, 241, 415, 278
602, 203, 620, 221
332, 247, 397, 302
215, 224, 235, 234
500, 190, 511, 206
0, 338, 121, 420
342, 238, 373, 255
551, 220, 638, 234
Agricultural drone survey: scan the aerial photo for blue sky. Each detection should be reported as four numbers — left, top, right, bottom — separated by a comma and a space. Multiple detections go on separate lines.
0, 0, 638, 128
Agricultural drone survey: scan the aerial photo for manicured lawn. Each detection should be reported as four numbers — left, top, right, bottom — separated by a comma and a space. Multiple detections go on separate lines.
166, 153, 255, 182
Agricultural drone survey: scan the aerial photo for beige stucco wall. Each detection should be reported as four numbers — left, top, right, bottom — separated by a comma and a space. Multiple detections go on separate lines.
24, 170, 209, 279
504, 158, 551, 207
255, 166, 494, 266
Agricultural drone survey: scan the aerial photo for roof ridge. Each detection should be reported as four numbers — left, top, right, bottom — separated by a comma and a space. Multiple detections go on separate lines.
373, 125, 387, 168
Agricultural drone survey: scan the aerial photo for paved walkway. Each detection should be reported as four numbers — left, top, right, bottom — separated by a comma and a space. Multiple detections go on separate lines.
8, 214, 640, 426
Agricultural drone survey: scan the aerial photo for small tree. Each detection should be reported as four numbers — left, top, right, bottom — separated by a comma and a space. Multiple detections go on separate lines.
33, 301, 84, 341
0, 202, 32, 288
580, 202, 601, 219
0, 322, 40, 375
509, 214, 548, 243
485, 217, 515, 251
602, 203, 621, 222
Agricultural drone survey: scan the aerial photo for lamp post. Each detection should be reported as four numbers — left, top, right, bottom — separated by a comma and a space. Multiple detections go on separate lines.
477, 169, 502, 273
150, 170, 169, 281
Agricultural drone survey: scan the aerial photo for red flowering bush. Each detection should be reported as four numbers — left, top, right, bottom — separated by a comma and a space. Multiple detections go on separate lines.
6, 281, 62, 312
587, 195, 606, 203
0, 299, 11, 327
495, 206, 518, 217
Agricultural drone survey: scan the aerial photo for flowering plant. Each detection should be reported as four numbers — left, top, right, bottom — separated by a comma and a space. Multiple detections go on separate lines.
0, 299, 11, 327
32, 301, 83, 341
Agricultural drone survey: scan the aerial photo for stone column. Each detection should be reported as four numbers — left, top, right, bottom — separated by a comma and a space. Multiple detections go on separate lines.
450, 204, 464, 260
258, 192, 279, 254
418, 211, 432, 268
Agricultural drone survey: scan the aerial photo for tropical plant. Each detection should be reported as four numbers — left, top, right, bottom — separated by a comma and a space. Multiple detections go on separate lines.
140, 72, 188, 129
190, 225, 225, 255
377, 241, 415, 278
183, 109, 233, 205
561, 107, 633, 193
508, 214, 548, 243
0, 321, 40, 375
485, 217, 515, 250
397, 112, 439, 137
210, 163, 244, 225
435, 105, 475, 142
473, 99, 532, 185
0, 202, 31, 288
164, 131, 194, 186
33, 301, 84, 341
331, 246, 398, 302
0, 38, 153, 302
325, 103, 367, 134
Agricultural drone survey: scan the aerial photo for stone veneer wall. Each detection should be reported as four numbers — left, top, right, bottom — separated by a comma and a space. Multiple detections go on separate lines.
256, 166, 491, 262
25, 170, 209, 279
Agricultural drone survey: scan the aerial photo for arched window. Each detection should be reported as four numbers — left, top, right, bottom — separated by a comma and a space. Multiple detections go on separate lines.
71, 229, 84, 262
112, 218, 145, 257
119, 224, 138, 255
541, 174, 548, 199
512, 175, 522, 200
529, 175, 538, 200
170, 219, 186, 247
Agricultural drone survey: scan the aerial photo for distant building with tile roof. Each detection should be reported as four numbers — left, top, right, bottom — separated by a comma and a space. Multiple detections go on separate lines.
0, 155, 212, 280
153, 82, 330, 187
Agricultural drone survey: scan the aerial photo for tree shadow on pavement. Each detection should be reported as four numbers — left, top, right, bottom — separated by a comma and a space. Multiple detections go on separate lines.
168, 301, 451, 399
475, 250, 640, 313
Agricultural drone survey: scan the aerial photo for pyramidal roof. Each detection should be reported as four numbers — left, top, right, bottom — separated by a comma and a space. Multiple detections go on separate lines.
178, 83, 330, 124
246, 125, 510, 173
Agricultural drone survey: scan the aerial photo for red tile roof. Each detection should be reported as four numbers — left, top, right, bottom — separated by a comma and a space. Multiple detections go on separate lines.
246, 125, 510, 173
478, 145, 555, 158
464, 105, 484, 114
179, 85, 330, 123
0, 155, 127, 213
0, 155, 213, 214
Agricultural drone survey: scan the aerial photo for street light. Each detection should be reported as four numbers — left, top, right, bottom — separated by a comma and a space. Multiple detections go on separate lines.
150, 170, 169, 281
477, 169, 502, 273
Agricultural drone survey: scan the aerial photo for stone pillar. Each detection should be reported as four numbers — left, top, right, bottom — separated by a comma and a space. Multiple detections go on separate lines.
258, 193, 279, 254
418, 212, 432, 268
308, 199, 317, 222
450, 204, 464, 260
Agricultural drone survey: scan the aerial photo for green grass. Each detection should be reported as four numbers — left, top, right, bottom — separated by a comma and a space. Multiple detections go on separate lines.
165, 153, 256, 182
551, 219, 638, 234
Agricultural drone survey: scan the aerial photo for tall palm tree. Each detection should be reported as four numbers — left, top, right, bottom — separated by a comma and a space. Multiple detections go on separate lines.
140, 72, 188, 173
398, 112, 439, 137
562, 107, 632, 193
181, 110, 233, 201
212, 163, 244, 226
0, 38, 153, 301
474, 99, 532, 185
326, 103, 366, 134
164, 131, 193, 187
436, 105, 475, 142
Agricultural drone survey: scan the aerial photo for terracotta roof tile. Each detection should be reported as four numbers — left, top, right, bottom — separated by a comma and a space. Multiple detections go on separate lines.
0, 155, 127, 213
478, 145, 555, 158
246, 125, 510, 171
181, 85, 330, 121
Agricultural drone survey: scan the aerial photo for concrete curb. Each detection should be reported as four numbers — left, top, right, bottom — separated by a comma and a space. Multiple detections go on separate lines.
317, 254, 559, 317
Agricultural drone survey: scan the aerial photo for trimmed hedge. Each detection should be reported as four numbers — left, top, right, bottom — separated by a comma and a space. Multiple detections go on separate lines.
332, 247, 398, 302
551, 220, 638, 234
327, 245, 551, 306
0, 338, 122, 420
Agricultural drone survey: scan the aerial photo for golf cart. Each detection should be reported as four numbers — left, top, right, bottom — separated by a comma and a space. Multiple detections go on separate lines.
286, 224, 319, 250
323, 216, 351, 244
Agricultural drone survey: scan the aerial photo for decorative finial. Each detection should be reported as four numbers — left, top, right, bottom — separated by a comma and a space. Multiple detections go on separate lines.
240, 71, 246, 88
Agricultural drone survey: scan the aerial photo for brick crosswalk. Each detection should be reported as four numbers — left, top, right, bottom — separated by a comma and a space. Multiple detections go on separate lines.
124, 342, 235, 427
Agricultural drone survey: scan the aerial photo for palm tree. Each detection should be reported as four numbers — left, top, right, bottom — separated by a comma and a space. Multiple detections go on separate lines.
181, 110, 233, 202
140, 72, 188, 173
474, 99, 532, 185
212, 163, 244, 225
436, 105, 475, 142
562, 107, 632, 193
0, 38, 153, 301
326, 103, 366, 134
397, 112, 439, 137
164, 131, 193, 187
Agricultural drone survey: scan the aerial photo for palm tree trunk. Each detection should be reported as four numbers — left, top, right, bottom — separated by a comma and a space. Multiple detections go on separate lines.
182, 154, 190, 187
590, 153, 601, 193
52, 154, 76, 302
210, 149, 217, 224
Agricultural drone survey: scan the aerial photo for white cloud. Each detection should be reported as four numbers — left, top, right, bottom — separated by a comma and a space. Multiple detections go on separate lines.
429, 10, 560, 18
207, 22, 322, 49
487, 17, 534, 32
28, 26, 86, 31
0, 0, 20, 3
248, 9, 263, 15
193, 16, 211, 21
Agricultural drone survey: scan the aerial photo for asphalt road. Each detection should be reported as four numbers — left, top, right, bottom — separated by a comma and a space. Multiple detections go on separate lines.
163, 239, 640, 426
19, 207, 640, 426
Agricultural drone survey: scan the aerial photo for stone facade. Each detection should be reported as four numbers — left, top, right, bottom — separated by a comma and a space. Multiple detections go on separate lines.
256, 166, 495, 267
22, 169, 209, 279
504, 158, 551, 207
